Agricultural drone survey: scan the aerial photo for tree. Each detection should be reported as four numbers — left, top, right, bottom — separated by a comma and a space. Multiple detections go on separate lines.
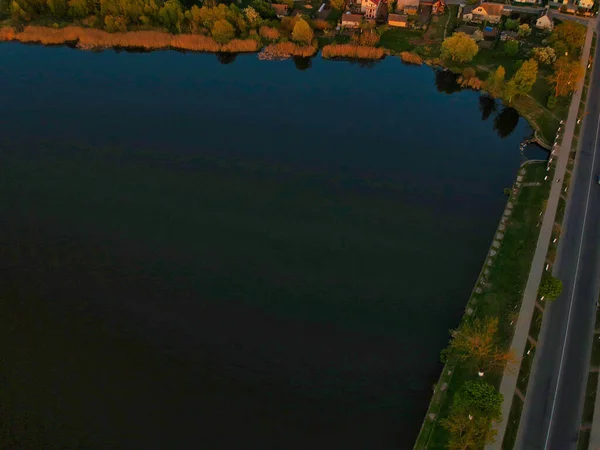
506, 58, 538, 100
330, 0, 345, 9
442, 412, 497, 450
441, 32, 479, 63
548, 56, 582, 97
243, 6, 260, 26
291, 18, 313, 45
504, 40, 519, 56
211, 19, 235, 43
484, 65, 505, 98
159, 0, 184, 33
47, 0, 67, 17
549, 21, 586, 55
505, 18, 519, 31
539, 276, 563, 300
533, 46, 557, 65
472, 29, 484, 42
454, 381, 503, 420
442, 381, 502, 449
518, 23, 531, 37
446, 317, 517, 373
67, 0, 91, 18
547, 95, 557, 109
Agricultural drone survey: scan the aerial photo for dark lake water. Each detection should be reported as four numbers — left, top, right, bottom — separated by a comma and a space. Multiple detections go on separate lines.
0, 43, 541, 450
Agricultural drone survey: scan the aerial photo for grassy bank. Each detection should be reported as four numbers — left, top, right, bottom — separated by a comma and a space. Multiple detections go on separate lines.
414, 161, 551, 449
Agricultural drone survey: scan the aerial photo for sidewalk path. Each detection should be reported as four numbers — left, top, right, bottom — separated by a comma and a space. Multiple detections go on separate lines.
485, 20, 596, 450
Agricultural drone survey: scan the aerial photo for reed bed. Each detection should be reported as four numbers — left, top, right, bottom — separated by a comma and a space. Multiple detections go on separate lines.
0, 25, 260, 53
321, 44, 384, 60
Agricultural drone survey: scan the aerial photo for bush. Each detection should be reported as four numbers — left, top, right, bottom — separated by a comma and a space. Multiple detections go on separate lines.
539, 276, 563, 300
504, 40, 519, 56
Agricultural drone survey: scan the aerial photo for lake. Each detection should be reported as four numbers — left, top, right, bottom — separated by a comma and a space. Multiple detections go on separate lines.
0, 43, 540, 450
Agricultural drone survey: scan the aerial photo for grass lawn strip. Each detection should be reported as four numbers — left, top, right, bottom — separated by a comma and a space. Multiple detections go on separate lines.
413, 161, 551, 449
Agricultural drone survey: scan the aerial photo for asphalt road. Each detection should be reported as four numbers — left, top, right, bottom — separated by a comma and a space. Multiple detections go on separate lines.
516, 22, 600, 450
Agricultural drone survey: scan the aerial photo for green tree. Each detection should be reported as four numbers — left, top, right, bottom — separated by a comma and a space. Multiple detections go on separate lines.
547, 95, 557, 109
330, 0, 345, 9
506, 58, 538, 101
441, 32, 479, 63
67, 0, 91, 18
291, 17, 313, 45
548, 56, 582, 97
505, 18, 519, 31
539, 276, 563, 300
454, 381, 503, 420
485, 65, 505, 97
504, 40, 519, 56
47, 0, 67, 17
211, 18, 235, 43
159, 0, 184, 33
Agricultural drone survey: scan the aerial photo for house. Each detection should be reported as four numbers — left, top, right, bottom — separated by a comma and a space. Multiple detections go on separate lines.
461, 4, 475, 21
500, 30, 519, 40
271, 3, 289, 17
388, 13, 409, 26
471, 2, 504, 22
432, 0, 446, 14
341, 12, 363, 27
405, 4, 419, 14
361, 0, 382, 19
562, 2, 577, 13
577, 0, 594, 7
395, 0, 419, 12
535, 12, 553, 29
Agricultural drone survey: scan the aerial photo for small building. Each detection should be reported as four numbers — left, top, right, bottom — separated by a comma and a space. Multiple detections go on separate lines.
500, 30, 519, 40
361, 0, 382, 18
271, 3, 289, 17
471, 2, 504, 22
535, 12, 553, 29
578, 0, 594, 8
341, 12, 363, 27
461, 4, 475, 21
395, 0, 420, 12
388, 13, 409, 26
562, 2, 577, 13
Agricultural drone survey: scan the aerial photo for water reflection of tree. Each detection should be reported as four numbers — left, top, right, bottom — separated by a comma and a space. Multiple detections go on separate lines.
435, 69, 461, 94
349, 59, 378, 69
494, 107, 520, 138
293, 56, 312, 71
216, 52, 236, 65
479, 95, 497, 121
